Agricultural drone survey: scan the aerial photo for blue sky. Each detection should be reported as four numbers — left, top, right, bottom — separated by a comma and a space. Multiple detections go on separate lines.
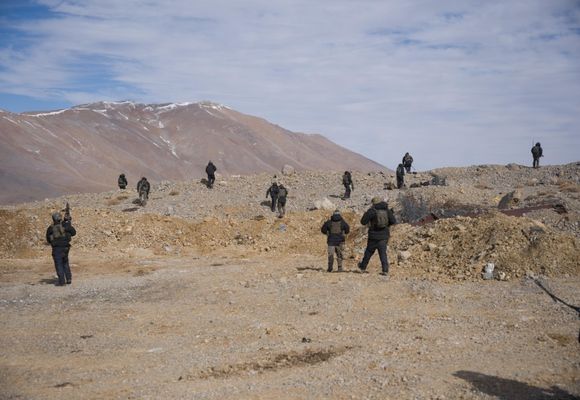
1, 0, 579, 169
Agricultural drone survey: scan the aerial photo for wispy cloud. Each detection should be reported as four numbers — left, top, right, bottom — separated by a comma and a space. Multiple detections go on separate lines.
0, 0, 579, 168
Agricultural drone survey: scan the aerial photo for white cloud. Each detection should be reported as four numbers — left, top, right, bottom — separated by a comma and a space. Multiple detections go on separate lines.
1, 0, 579, 168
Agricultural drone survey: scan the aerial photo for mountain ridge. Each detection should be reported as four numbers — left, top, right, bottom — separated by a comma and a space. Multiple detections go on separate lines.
0, 101, 386, 204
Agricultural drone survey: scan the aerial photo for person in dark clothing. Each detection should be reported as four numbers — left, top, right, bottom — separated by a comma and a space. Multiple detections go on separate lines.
358, 197, 397, 276
277, 184, 288, 218
531, 142, 543, 169
396, 163, 405, 189
321, 209, 350, 272
342, 171, 354, 199
266, 182, 279, 212
46, 212, 77, 286
402, 152, 413, 173
137, 177, 150, 205
118, 173, 128, 189
205, 161, 217, 188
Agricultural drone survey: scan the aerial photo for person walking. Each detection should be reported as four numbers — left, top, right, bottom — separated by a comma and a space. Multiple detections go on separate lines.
277, 183, 288, 218
46, 211, 76, 286
531, 142, 543, 168
118, 173, 128, 189
402, 152, 413, 173
266, 182, 279, 212
358, 197, 397, 276
205, 161, 217, 188
321, 209, 350, 272
396, 163, 405, 189
342, 171, 354, 199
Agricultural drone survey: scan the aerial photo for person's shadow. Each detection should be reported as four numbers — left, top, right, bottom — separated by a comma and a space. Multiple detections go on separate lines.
454, 371, 579, 400
39, 277, 58, 285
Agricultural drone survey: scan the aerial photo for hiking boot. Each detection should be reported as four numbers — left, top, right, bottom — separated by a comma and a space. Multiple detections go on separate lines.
327, 267, 333, 273
337, 266, 344, 272
66, 280, 72, 285
379, 272, 388, 277
357, 262, 367, 273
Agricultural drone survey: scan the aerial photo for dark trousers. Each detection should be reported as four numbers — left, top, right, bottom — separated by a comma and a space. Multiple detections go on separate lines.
270, 196, 278, 212
359, 239, 389, 273
343, 184, 351, 199
397, 177, 404, 189
404, 165, 411, 173
52, 247, 71, 285
207, 174, 215, 188
119, 184, 126, 189
533, 157, 540, 168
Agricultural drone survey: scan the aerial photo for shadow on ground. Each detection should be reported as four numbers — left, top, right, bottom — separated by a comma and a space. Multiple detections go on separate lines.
454, 371, 579, 400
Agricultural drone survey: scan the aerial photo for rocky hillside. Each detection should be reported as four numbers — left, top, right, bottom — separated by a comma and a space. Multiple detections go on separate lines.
1, 163, 578, 281
0, 101, 385, 204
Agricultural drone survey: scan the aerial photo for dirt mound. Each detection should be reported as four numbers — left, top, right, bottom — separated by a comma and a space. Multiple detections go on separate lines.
1, 205, 578, 281
385, 212, 579, 281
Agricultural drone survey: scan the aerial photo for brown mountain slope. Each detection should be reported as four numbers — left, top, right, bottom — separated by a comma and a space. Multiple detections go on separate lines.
0, 101, 385, 204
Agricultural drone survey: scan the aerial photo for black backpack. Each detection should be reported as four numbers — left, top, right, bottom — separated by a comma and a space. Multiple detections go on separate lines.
278, 187, 287, 198
374, 209, 389, 229
329, 220, 342, 235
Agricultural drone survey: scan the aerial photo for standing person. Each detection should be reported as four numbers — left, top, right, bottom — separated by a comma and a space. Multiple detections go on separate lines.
342, 171, 354, 199
118, 173, 128, 189
46, 211, 76, 286
396, 163, 405, 189
205, 161, 217, 188
402, 152, 413, 173
358, 197, 397, 276
266, 182, 279, 212
531, 142, 543, 169
137, 177, 150, 205
277, 183, 288, 218
321, 209, 350, 272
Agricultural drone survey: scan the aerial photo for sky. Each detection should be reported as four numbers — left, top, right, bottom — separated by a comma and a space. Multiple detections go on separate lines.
1, 0, 579, 169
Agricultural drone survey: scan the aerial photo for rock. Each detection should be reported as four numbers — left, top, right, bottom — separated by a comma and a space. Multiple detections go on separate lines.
282, 165, 295, 176
498, 189, 523, 209
398, 251, 411, 262
164, 206, 175, 216
313, 198, 335, 211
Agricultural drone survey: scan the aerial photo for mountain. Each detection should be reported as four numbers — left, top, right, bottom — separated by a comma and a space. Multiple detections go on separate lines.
0, 101, 385, 204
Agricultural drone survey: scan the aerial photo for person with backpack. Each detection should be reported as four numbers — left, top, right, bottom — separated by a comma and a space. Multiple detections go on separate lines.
321, 209, 350, 272
205, 161, 217, 188
277, 183, 288, 218
342, 171, 354, 199
118, 173, 128, 189
46, 211, 76, 286
396, 163, 405, 189
402, 152, 413, 173
137, 177, 150, 205
358, 196, 397, 276
531, 142, 543, 168
266, 182, 279, 212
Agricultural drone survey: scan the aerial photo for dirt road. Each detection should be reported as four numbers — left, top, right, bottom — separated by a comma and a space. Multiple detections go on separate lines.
1, 252, 578, 399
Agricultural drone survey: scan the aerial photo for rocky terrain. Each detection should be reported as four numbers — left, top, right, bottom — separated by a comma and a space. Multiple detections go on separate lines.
0, 101, 385, 204
0, 162, 579, 399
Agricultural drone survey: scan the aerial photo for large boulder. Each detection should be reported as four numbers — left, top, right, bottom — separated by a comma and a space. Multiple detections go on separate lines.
313, 198, 335, 211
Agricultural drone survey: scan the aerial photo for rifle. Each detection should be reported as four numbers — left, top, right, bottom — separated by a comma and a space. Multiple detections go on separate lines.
63, 202, 71, 223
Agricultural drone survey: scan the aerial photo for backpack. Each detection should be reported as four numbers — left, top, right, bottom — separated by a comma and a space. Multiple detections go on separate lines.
329, 220, 342, 235
278, 187, 287, 198
531, 146, 540, 157
50, 223, 66, 242
374, 209, 389, 229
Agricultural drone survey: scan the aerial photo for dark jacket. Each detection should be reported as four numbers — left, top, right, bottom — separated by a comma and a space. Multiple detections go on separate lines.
321, 214, 350, 246
396, 165, 405, 179
531, 145, 543, 158
342, 173, 353, 188
266, 184, 279, 198
137, 179, 150, 194
206, 162, 217, 176
46, 221, 76, 248
360, 202, 397, 241
403, 154, 413, 167
118, 175, 127, 186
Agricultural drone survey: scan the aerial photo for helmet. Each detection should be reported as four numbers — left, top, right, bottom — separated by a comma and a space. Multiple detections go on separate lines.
52, 212, 62, 223
371, 196, 382, 205
536, 142, 541, 147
